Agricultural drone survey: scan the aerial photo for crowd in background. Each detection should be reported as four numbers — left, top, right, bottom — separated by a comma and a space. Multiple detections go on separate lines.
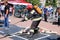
42, 5, 60, 26
0, 2, 60, 26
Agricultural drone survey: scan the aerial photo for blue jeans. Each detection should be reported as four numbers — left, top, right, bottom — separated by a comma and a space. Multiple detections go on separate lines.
4, 15, 10, 35
4, 15, 9, 28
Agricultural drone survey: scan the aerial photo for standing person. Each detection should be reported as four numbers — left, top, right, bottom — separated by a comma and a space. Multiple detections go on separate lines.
8, 5, 14, 22
58, 8, 60, 26
47, 5, 53, 19
43, 6, 48, 22
9, 5, 14, 16
1, 4, 5, 16
9, 5, 13, 16
4, 1, 10, 36
56, 7, 60, 26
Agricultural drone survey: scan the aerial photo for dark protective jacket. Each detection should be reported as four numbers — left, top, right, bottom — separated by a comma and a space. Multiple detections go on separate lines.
25, 5, 42, 21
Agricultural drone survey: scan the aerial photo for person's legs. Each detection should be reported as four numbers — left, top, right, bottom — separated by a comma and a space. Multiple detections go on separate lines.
4, 15, 9, 27
1, 10, 3, 16
1, 10, 4, 16
30, 20, 41, 33
0, 13, 1, 17
27, 20, 41, 37
4, 15, 10, 35
44, 14, 47, 22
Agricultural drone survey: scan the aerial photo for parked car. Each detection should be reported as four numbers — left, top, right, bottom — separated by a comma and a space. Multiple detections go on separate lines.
14, 5, 26, 18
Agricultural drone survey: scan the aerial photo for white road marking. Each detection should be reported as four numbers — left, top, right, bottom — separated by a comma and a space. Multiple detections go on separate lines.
0, 31, 28, 40
0, 31, 4, 34
11, 31, 20, 35
40, 33, 50, 35
35, 35, 50, 40
34, 33, 51, 40
9, 34, 28, 40
0, 31, 51, 40
9, 32, 51, 40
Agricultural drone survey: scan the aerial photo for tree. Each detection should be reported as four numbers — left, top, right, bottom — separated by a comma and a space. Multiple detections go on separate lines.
26, 0, 40, 6
45, 0, 57, 7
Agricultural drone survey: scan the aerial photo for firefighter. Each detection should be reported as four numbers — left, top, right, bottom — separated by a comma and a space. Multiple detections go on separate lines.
19, 5, 42, 37
29, 5, 42, 35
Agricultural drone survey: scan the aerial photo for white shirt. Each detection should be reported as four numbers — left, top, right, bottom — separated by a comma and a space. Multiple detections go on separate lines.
1, 5, 5, 10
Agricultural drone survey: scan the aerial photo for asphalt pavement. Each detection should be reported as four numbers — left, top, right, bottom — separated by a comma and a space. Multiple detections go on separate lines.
0, 24, 60, 40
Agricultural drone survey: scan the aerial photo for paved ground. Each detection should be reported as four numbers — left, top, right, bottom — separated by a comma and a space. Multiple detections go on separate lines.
9, 16, 60, 35
0, 16, 60, 40
0, 24, 59, 40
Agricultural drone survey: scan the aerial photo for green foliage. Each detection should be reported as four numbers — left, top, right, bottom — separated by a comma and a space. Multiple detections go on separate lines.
26, 0, 40, 5
45, 0, 57, 7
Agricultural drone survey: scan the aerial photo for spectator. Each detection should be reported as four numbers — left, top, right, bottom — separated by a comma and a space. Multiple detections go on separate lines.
56, 7, 60, 26
47, 5, 53, 19
9, 5, 13, 16
43, 6, 48, 22
1, 4, 5, 16
4, 1, 10, 36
